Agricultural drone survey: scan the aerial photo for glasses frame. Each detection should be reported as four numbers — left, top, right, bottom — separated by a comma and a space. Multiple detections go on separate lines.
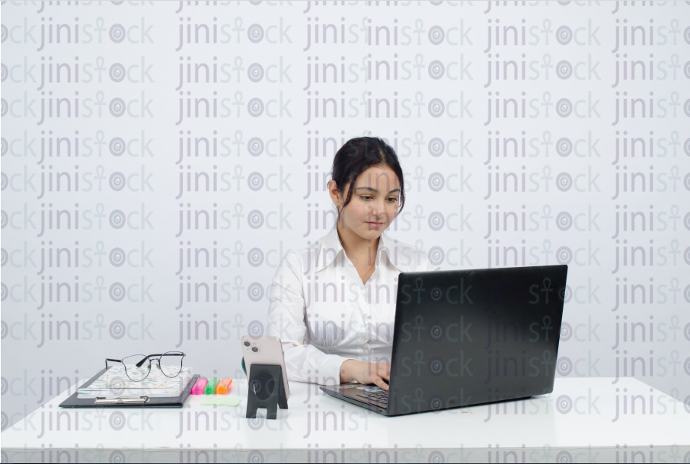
105, 351, 186, 382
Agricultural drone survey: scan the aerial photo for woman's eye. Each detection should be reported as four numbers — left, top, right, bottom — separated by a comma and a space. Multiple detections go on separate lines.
360, 196, 398, 201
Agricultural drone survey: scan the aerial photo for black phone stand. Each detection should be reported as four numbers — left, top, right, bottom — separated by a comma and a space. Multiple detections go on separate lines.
246, 364, 288, 420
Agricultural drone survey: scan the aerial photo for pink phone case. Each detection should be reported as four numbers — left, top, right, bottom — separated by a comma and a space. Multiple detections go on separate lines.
191, 378, 208, 395
241, 335, 290, 400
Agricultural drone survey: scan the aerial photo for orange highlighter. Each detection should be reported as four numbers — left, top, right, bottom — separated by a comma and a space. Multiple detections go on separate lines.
215, 378, 233, 394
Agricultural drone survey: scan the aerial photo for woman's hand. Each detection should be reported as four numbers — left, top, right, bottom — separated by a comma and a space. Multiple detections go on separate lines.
340, 360, 390, 391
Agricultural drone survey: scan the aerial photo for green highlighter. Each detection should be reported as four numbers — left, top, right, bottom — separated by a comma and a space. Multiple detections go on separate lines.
204, 378, 220, 394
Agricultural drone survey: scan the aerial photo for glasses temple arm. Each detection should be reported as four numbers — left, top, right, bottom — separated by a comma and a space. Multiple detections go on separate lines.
105, 358, 122, 369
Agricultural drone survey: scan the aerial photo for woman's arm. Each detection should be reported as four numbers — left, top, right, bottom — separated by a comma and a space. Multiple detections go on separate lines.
266, 251, 357, 386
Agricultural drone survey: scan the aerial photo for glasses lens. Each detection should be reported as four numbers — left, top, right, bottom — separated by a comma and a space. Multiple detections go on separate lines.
160, 351, 184, 377
122, 354, 150, 381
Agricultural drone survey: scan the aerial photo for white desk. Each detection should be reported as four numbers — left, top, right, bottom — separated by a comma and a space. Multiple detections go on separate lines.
2, 377, 689, 463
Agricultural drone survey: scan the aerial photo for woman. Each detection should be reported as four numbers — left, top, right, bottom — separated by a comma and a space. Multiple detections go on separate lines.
266, 137, 440, 392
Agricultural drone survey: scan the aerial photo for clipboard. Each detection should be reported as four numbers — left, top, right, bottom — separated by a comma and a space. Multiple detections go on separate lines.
59, 367, 200, 408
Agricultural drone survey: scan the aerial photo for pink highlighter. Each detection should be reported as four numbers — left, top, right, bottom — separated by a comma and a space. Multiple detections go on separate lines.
191, 378, 208, 395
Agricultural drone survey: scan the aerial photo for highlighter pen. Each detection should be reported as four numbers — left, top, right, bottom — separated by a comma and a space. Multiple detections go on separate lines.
215, 378, 233, 394
204, 378, 220, 395
191, 378, 208, 395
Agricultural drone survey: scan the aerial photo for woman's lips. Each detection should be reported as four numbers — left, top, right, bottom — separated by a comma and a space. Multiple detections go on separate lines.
367, 222, 384, 227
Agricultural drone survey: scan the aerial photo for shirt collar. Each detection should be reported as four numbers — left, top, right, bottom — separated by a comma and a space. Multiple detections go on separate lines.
313, 227, 409, 274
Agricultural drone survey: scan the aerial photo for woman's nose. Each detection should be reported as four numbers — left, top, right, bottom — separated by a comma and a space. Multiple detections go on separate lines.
369, 205, 384, 217
370, 198, 385, 213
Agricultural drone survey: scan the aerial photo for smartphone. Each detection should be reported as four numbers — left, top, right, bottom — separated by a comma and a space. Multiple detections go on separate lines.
241, 335, 290, 400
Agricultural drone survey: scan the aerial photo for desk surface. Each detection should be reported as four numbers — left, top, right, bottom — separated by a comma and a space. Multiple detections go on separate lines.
2, 377, 689, 463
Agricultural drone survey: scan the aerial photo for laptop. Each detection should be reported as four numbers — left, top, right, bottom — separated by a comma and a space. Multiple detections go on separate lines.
320, 265, 568, 416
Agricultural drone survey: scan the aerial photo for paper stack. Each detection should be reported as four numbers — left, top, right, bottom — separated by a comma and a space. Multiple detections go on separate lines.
78, 365, 194, 398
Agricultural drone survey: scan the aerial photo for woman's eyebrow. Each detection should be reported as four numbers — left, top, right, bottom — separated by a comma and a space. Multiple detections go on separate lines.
354, 187, 401, 194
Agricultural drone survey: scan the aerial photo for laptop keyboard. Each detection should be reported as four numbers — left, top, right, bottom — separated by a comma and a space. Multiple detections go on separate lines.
355, 389, 388, 404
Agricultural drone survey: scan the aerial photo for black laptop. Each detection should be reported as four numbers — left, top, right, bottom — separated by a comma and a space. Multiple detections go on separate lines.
320, 265, 568, 416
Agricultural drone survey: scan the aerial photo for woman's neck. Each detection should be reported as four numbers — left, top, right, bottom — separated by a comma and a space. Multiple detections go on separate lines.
336, 224, 380, 268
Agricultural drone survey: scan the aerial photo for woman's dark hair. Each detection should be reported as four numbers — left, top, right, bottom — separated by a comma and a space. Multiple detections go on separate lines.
330, 137, 406, 220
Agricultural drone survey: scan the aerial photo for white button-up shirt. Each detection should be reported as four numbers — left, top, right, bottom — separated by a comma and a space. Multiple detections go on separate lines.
267, 226, 440, 386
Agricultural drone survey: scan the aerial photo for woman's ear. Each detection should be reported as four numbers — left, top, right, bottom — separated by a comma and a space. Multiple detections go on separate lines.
328, 179, 342, 206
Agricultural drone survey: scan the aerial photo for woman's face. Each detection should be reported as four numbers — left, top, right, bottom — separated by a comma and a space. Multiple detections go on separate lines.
329, 164, 401, 241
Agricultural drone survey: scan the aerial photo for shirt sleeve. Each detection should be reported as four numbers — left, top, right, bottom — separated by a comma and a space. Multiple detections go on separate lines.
266, 251, 356, 386
427, 257, 441, 272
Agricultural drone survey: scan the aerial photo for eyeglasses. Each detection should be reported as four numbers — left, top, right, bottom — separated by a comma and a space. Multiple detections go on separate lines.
105, 351, 186, 382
